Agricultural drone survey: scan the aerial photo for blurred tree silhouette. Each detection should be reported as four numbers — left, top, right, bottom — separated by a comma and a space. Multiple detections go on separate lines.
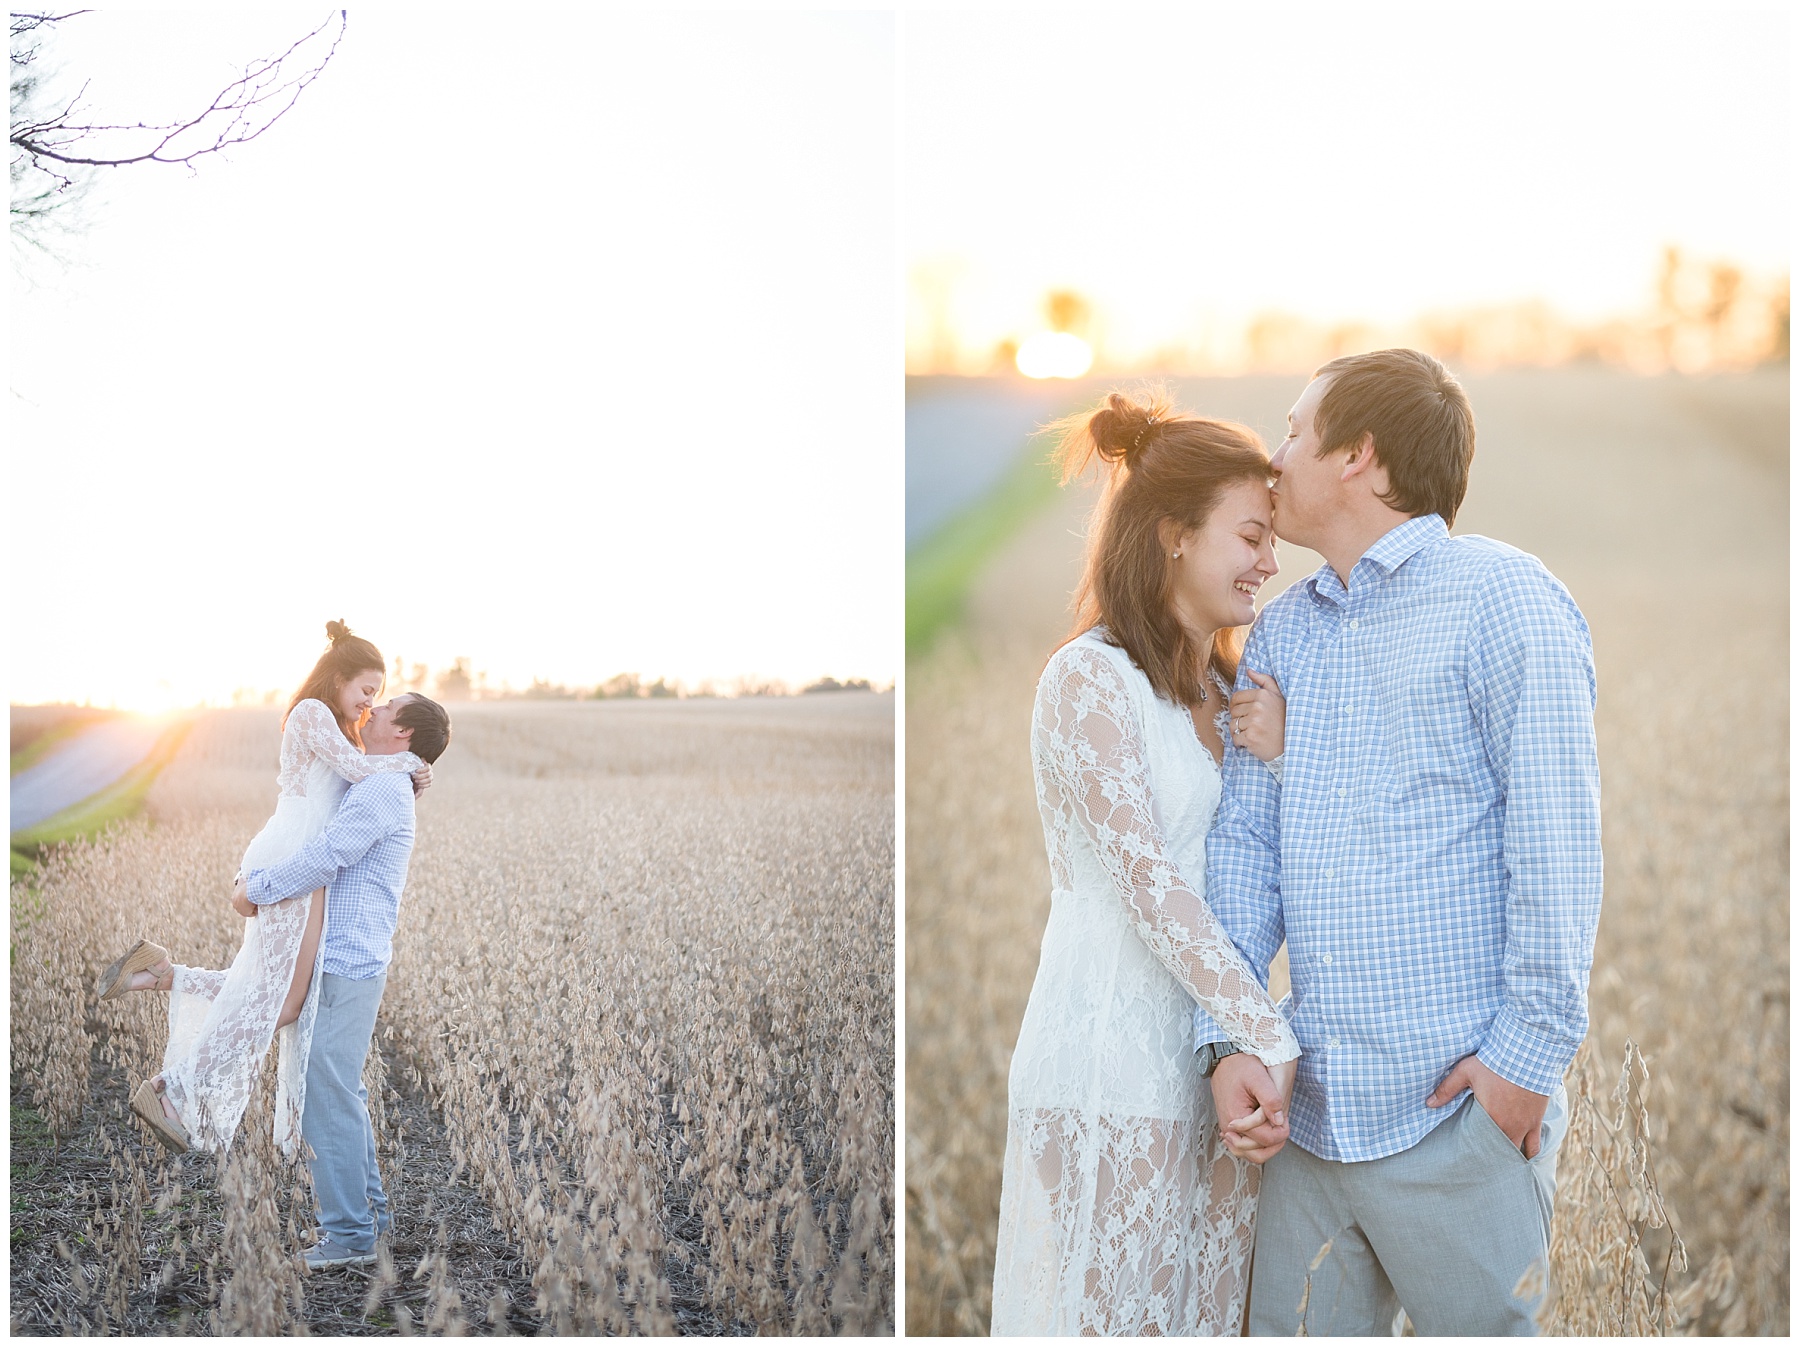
596, 672, 643, 699
1045, 289, 1090, 335
389, 656, 432, 696
1653, 245, 1787, 370
1767, 290, 1789, 364
436, 657, 473, 702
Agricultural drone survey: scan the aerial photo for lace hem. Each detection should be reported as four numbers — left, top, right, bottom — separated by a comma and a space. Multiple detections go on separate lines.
161, 889, 323, 1156
993, 1107, 1259, 1335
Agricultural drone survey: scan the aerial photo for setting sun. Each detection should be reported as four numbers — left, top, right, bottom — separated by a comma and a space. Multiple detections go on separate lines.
1015, 331, 1093, 379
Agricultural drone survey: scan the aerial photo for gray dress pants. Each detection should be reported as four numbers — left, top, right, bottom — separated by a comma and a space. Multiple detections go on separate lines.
1248, 1089, 1567, 1336
302, 971, 391, 1252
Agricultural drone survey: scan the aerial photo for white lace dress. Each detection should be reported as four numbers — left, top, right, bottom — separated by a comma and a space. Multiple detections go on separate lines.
161, 699, 421, 1155
992, 629, 1301, 1336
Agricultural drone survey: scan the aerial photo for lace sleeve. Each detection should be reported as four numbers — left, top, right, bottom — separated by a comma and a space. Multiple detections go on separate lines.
287, 698, 422, 783
1036, 645, 1300, 1065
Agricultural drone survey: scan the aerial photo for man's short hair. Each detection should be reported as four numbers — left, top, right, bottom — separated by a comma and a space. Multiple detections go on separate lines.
395, 694, 451, 763
1312, 348, 1476, 526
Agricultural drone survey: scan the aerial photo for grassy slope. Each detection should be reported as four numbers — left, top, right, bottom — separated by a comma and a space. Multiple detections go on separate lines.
10, 718, 196, 877
905, 444, 1062, 655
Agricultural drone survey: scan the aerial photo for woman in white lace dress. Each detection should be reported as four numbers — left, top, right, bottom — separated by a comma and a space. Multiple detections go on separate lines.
98, 621, 429, 1155
992, 393, 1299, 1335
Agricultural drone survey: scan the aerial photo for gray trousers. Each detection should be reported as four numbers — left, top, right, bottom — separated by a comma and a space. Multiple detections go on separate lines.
1248, 1089, 1567, 1336
302, 971, 391, 1252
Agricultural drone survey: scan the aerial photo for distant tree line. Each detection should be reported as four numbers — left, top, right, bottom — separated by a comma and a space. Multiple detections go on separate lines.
384, 658, 884, 703
910, 251, 1789, 377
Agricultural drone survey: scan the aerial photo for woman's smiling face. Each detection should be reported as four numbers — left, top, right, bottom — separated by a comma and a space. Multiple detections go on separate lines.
334, 667, 385, 728
1168, 477, 1279, 640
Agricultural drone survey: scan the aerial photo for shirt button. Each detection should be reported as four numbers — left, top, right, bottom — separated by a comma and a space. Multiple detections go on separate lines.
1323, 867, 1335, 879
1336, 788, 1348, 799
1328, 1037, 1342, 1049
1341, 703, 1354, 714
1348, 618, 1360, 629
1321, 953, 1334, 966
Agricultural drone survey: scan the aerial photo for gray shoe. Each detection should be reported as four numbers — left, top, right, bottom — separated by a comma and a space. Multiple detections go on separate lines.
301, 1236, 376, 1269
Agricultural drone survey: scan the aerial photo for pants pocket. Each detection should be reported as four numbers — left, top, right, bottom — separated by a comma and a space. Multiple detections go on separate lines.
1465, 1096, 1528, 1164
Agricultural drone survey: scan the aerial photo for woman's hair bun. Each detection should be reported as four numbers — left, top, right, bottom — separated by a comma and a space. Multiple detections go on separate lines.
1088, 392, 1169, 470
325, 619, 352, 643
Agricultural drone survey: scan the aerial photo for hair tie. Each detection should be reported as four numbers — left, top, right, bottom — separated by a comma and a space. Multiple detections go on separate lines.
1132, 415, 1159, 452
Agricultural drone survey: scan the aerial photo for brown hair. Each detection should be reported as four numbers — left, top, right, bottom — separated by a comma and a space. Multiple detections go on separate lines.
1312, 348, 1476, 525
393, 694, 452, 763
1055, 390, 1271, 706
285, 620, 386, 750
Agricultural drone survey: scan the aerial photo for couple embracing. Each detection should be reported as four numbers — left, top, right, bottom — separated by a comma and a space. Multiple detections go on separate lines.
97, 621, 452, 1269
993, 350, 1602, 1335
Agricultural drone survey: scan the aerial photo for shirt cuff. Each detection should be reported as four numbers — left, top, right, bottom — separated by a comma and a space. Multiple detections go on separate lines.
245, 869, 280, 905
1192, 1007, 1299, 1066
1479, 1011, 1575, 1095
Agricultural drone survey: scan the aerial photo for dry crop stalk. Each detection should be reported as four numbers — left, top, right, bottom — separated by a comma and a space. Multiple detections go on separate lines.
10, 698, 894, 1335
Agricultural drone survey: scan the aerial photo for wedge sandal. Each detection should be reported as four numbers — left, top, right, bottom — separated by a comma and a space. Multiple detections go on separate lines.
96, 939, 171, 1002
130, 1079, 190, 1154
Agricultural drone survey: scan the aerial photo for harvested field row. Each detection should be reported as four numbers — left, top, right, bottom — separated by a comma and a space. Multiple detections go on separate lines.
12, 693, 895, 1335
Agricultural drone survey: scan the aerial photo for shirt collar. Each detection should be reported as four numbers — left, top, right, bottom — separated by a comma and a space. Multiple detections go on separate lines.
1360, 513, 1448, 577
1304, 514, 1448, 607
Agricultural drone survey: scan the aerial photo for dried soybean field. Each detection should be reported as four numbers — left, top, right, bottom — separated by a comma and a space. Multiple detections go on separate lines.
12, 693, 894, 1335
906, 368, 1787, 1335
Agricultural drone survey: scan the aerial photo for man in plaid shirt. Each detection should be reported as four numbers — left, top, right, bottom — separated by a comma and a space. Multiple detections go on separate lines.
236, 692, 453, 1270
1192, 349, 1601, 1334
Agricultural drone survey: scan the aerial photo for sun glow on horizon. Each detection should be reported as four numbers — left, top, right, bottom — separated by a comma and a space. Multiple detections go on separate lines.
1015, 331, 1093, 379
9, 11, 898, 719
907, 12, 1787, 378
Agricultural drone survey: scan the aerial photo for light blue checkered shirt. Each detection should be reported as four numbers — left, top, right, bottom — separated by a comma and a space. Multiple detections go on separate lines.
246, 773, 416, 980
1193, 513, 1602, 1162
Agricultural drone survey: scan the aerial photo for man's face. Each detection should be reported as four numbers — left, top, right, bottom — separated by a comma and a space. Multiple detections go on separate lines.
364, 693, 416, 752
1267, 375, 1337, 547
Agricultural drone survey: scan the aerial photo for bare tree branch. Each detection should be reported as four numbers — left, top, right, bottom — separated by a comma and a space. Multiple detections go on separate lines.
11, 10, 346, 170
10, 9, 346, 259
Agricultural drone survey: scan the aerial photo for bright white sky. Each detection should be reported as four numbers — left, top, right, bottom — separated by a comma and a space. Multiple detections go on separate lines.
11, 10, 897, 709
906, 7, 1789, 367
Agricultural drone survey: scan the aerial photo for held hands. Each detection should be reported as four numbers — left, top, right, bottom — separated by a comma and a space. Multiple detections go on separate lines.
1229, 671, 1285, 762
411, 761, 433, 796
1427, 1053, 1550, 1158
229, 875, 257, 919
1212, 1052, 1296, 1165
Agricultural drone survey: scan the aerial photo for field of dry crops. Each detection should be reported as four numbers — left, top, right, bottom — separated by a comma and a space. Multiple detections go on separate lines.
12, 693, 894, 1335
906, 368, 1787, 1335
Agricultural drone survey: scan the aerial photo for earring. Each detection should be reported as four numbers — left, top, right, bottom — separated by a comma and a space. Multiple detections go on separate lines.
1171, 551, 1181, 559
